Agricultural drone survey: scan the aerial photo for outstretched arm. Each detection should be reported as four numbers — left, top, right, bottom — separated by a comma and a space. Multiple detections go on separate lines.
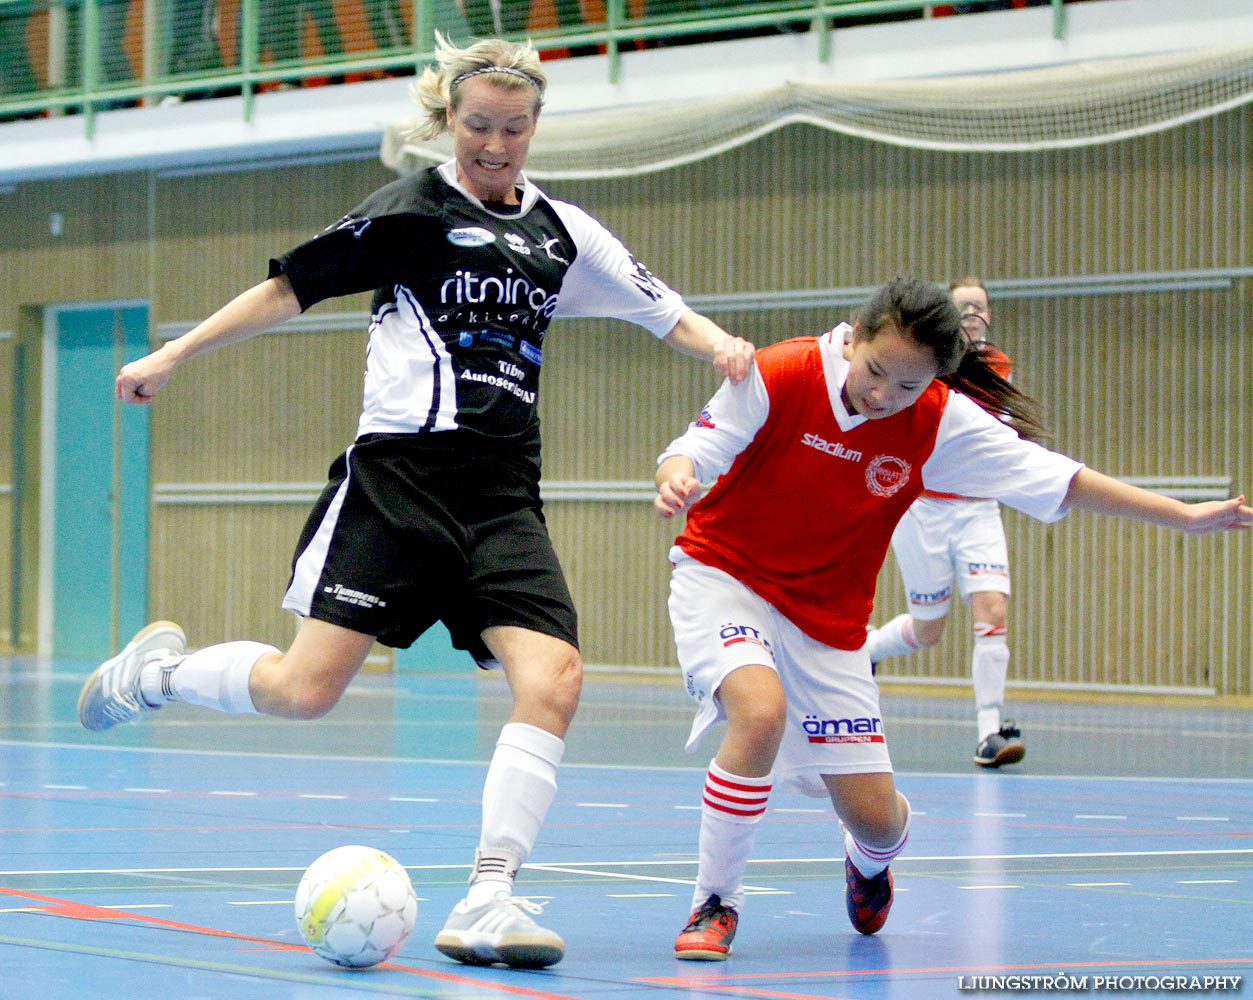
1065, 468, 1253, 534
661, 309, 755, 385
117, 275, 303, 403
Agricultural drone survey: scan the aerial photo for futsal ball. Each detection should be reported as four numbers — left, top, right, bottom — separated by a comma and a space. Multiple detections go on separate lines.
294, 845, 418, 968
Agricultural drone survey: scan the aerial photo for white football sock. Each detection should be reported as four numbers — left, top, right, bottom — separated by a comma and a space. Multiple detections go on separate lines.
972, 624, 1010, 740
691, 759, 773, 912
844, 794, 911, 879
467, 722, 564, 907
144, 641, 276, 714
864, 613, 921, 663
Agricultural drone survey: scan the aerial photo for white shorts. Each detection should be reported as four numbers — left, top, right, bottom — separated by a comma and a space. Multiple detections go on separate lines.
891, 498, 1010, 621
668, 549, 892, 797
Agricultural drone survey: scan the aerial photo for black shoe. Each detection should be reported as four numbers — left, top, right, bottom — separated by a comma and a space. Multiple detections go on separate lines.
974, 720, 1025, 768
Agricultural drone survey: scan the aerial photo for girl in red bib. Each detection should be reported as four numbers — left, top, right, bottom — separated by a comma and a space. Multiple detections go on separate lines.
654, 276, 1252, 960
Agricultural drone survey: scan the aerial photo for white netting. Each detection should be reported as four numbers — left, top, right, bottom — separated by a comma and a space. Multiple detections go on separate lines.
381, 42, 1253, 177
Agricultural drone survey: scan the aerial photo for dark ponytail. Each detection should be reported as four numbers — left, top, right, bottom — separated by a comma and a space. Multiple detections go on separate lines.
943, 342, 1050, 444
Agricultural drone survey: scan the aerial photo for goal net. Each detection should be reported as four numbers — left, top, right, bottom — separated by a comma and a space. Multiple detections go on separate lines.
381, 42, 1253, 178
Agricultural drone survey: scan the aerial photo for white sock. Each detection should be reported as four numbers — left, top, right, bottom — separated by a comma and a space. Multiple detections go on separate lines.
844, 794, 911, 879
691, 759, 773, 913
467, 722, 564, 908
137, 652, 188, 708
864, 613, 921, 663
145, 641, 276, 715
972, 624, 1010, 740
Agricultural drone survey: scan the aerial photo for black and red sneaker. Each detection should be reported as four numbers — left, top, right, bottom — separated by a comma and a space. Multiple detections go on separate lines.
845, 856, 894, 935
674, 894, 738, 960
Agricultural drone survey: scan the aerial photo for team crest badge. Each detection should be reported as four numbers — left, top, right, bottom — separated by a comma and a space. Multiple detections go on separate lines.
865, 455, 911, 497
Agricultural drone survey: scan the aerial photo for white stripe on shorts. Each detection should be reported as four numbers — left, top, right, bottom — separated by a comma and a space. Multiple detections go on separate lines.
282, 445, 354, 616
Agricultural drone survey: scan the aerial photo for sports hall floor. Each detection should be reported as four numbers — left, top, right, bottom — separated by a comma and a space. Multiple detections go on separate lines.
1, 656, 1250, 999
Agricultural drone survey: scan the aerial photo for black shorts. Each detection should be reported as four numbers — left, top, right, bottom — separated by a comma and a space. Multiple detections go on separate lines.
282, 433, 578, 660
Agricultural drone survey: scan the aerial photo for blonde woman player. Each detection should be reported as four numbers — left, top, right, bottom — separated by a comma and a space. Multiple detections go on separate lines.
654, 276, 1251, 960
866, 275, 1026, 767
77, 32, 753, 969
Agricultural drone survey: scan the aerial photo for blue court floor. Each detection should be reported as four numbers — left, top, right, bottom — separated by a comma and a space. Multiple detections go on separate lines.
1, 657, 1250, 999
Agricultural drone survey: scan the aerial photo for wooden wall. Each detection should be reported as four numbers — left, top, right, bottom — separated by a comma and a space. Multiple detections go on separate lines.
0, 105, 1248, 692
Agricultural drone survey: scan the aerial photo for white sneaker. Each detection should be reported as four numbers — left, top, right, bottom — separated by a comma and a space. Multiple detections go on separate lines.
77, 621, 186, 732
434, 893, 564, 968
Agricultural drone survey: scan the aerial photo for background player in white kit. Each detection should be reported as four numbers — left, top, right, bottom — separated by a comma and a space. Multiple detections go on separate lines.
865, 276, 1026, 767
76, 33, 754, 970
653, 276, 1252, 961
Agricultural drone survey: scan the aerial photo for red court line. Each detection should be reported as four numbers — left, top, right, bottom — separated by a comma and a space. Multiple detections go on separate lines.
0, 885, 586, 1000
638, 984, 852, 1000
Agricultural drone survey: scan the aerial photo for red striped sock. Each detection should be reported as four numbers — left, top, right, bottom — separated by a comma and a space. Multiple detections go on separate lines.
692, 760, 773, 912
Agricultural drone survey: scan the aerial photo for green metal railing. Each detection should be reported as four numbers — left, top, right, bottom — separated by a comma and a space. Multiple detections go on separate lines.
0, 0, 1068, 135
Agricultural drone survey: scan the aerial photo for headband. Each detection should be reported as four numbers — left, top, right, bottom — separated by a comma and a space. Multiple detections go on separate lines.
450, 66, 543, 93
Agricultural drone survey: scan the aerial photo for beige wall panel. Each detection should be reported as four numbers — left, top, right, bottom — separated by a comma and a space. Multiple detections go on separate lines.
152, 160, 393, 322
544, 501, 682, 670
150, 503, 309, 649
150, 326, 365, 484
0, 105, 1247, 691
0, 339, 10, 646
0, 173, 151, 327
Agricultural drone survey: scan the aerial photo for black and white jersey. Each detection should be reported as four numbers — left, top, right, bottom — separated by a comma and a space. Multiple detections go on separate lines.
270, 161, 687, 442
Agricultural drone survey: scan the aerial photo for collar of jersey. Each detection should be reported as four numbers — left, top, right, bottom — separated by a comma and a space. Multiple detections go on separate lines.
437, 159, 542, 216
820, 324, 866, 432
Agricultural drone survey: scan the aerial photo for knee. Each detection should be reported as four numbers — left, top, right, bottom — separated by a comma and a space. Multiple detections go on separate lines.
257, 658, 345, 720
738, 696, 787, 750
726, 681, 788, 756
912, 616, 946, 647
547, 647, 583, 722
844, 791, 910, 846
972, 593, 1008, 629
514, 645, 583, 729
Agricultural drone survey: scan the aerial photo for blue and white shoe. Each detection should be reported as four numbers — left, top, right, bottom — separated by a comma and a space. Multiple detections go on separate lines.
434, 893, 564, 968
974, 720, 1025, 768
77, 621, 186, 732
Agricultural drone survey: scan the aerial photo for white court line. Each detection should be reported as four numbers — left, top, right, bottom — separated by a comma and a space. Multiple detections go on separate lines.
99, 904, 171, 910
519, 863, 777, 893
12, 739, 1253, 783
3, 846, 1251, 878
607, 893, 676, 898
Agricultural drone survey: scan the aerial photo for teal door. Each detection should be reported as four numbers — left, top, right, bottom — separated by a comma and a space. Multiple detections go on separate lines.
50, 306, 150, 661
